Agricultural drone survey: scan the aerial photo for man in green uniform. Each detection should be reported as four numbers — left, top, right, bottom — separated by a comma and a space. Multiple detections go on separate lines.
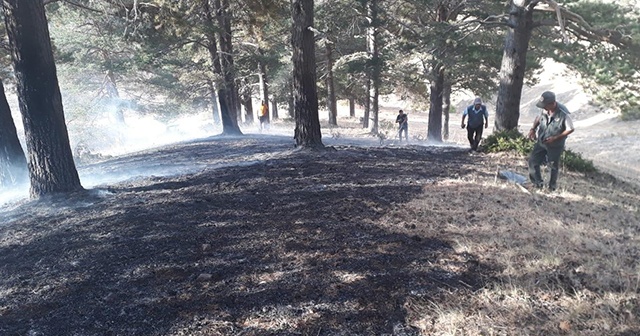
527, 91, 575, 191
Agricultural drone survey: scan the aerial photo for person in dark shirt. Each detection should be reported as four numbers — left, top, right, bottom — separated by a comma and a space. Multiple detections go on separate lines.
396, 110, 408, 142
527, 91, 575, 191
461, 97, 489, 151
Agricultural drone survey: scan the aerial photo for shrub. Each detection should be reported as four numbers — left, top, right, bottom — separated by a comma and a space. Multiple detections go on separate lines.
483, 129, 534, 155
562, 149, 597, 174
483, 130, 597, 173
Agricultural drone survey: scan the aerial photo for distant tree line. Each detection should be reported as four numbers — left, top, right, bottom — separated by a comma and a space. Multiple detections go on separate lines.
0, 0, 638, 197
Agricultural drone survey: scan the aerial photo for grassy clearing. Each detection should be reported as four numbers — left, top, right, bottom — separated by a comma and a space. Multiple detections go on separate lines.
383, 153, 640, 335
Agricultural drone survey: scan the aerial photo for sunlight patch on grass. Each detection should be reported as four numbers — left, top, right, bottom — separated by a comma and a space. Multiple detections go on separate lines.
386, 163, 640, 334
332, 270, 365, 283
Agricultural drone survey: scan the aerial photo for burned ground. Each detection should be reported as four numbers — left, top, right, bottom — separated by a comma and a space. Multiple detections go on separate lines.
1, 135, 639, 335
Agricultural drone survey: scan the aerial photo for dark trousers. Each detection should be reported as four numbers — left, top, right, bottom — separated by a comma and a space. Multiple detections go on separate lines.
467, 125, 483, 150
528, 142, 564, 190
398, 124, 408, 141
259, 116, 269, 130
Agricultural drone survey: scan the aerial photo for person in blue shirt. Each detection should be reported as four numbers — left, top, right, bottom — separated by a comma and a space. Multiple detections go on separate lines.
461, 97, 489, 151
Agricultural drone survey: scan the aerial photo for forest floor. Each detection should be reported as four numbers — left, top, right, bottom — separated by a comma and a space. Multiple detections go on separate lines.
1, 130, 640, 335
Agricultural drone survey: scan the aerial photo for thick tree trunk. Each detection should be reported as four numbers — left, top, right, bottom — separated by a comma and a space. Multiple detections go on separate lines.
271, 100, 278, 122
495, 0, 535, 131
325, 41, 337, 126
427, 63, 444, 142
349, 97, 355, 118
207, 80, 221, 125
367, 0, 380, 134
291, 0, 323, 148
240, 81, 253, 124
0, 80, 28, 187
202, 0, 225, 128
209, 0, 242, 135
442, 80, 452, 140
217, 88, 240, 135
427, 3, 449, 143
3, 0, 83, 197
213, 0, 242, 135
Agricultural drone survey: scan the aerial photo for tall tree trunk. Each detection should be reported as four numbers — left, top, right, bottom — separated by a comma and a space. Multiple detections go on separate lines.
238, 78, 253, 124
428, 63, 444, 142
272, 100, 278, 122
207, 79, 221, 125
442, 79, 452, 140
240, 84, 254, 124
3, 0, 83, 197
202, 0, 225, 128
427, 2, 449, 143
363, 78, 370, 128
0, 79, 28, 187
291, 0, 323, 148
326, 41, 337, 126
367, 0, 380, 134
495, 0, 535, 131
217, 89, 238, 134
258, 54, 270, 122
288, 74, 294, 118
213, 0, 242, 135
349, 97, 355, 118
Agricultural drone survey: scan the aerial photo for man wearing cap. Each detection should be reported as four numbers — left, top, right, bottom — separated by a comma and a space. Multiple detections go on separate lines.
461, 97, 489, 151
396, 109, 409, 141
527, 91, 575, 191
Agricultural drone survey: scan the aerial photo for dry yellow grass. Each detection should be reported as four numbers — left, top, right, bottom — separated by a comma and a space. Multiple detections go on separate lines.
382, 152, 640, 335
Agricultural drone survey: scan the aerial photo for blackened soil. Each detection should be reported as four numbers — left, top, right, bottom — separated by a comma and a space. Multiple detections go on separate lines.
0, 135, 491, 335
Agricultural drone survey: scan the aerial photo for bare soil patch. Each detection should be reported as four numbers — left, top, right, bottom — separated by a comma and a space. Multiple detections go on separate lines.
1, 135, 639, 335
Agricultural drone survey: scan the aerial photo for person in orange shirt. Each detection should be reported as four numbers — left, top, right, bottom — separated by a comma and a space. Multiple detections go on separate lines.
258, 100, 269, 131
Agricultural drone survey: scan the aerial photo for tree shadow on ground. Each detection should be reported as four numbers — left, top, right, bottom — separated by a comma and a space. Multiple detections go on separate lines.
0, 141, 491, 335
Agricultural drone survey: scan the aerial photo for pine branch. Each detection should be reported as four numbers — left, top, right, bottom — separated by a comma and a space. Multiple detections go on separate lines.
534, 2, 638, 52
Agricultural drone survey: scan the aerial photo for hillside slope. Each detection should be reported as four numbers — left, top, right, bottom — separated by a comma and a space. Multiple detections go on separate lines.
1, 135, 638, 335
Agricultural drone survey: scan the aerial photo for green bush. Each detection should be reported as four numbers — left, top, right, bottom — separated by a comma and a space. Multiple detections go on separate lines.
483, 130, 597, 174
562, 149, 597, 174
483, 129, 534, 155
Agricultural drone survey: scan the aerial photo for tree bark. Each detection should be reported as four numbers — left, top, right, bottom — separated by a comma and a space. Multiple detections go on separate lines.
325, 41, 337, 126
427, 63, 444, 142
258, 48, 270, 123
287, 74, 294, 118
442, 79, 452, 140
349, 97, 355, 118
0, 79, 28, 187
367, 0, 380, 134
271, 100, 278, 122
213, 0, 242, 135
495, 0, 535, 131
363, 78, 370, 128
207, 79, 221, 125
291, 0, 323, 148
239, 78, 254, 124
202, 0, 225, 128
3, 0, 83, 197
427, 2, 449, 143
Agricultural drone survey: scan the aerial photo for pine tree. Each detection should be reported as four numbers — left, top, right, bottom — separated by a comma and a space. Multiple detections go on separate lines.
3, 0, 83, 197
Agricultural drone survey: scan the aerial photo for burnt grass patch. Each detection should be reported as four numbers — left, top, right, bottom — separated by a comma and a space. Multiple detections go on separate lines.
1, 137, 495, 335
